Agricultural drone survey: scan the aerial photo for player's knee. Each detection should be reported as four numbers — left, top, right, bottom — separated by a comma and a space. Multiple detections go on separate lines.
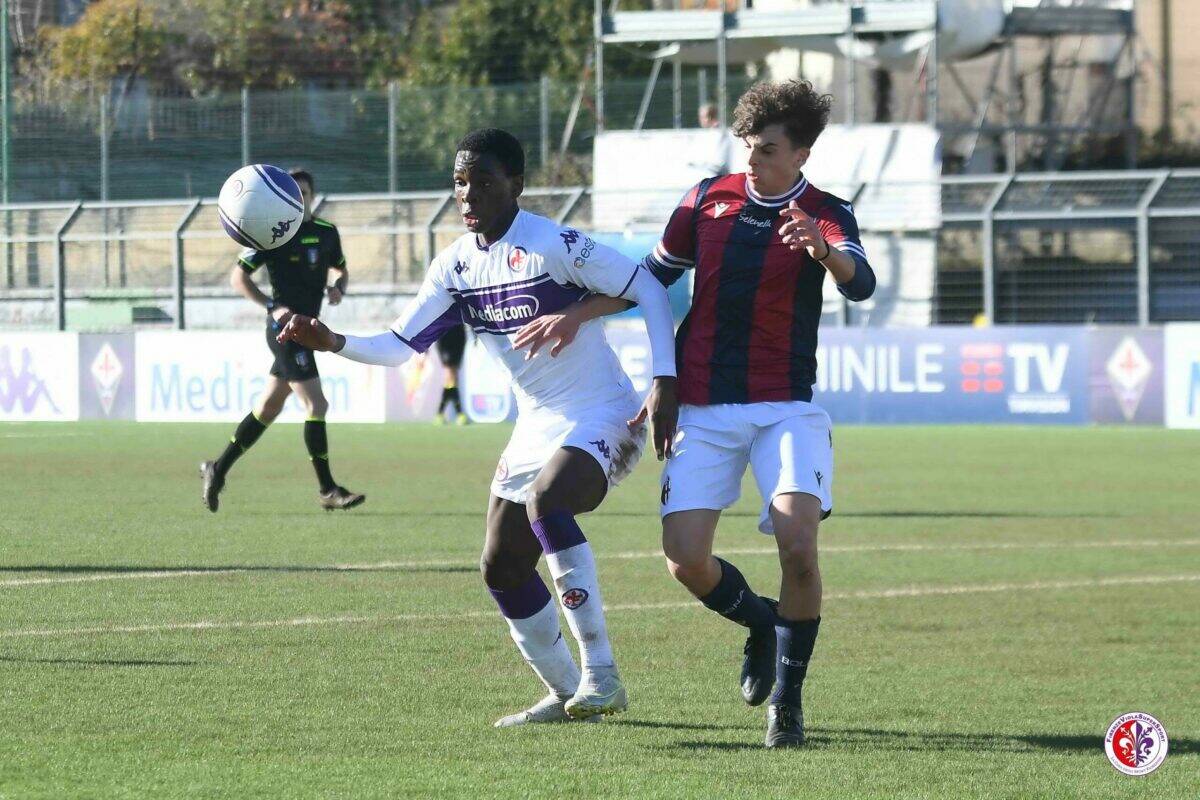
665, 557, 694, 584
524, 483, 565, 522
479, 549, 510, 588
662, 528, 703, 569
307, 395, 329, 418
257, 399, 284, 423
777, 537, 818, 581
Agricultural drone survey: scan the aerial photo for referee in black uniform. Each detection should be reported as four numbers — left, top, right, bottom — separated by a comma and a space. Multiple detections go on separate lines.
200, 169, 365, 512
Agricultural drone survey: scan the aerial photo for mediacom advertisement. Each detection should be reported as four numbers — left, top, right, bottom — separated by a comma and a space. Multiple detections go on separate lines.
134, 331, 387, 423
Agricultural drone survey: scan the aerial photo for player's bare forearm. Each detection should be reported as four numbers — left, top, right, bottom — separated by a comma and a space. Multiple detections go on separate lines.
513, 294, 632, 359
230, 266, 270, 309
630, 375, 679, 460
330, 266, 349, 292
326, 267, 348, 305
575, 293, 634, 322
819, 246, 856, 285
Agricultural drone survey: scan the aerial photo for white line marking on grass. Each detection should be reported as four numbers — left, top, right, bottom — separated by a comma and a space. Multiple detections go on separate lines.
5, 539, 1198, 588
0, 432, 97, 439
0, 569, 247, 587
3, 573, 1198, 638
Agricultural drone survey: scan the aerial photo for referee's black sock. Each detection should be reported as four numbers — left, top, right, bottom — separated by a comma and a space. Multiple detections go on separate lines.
439, 385, 462, 414
304, 418, 337, 492
699, 557, 777, 630
213, 412, 268, 478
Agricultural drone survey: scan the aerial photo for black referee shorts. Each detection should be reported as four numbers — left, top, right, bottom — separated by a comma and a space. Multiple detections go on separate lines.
435, 324, 467, 368
266, 320, 320, 382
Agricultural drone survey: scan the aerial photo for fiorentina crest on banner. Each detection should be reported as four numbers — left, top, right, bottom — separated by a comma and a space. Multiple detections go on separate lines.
90, 342, 123, 416
1105, 337, 1152, 421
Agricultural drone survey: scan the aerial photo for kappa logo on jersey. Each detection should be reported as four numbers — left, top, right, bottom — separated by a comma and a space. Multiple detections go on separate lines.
561, 587, 589, 609
814, 470, 823, 486
270, 218, 294, 243
712, 202, 729, 218
589, 438, 611, 460
507, 246, 529, 271
661, 477, 671, 505
559, 229, 580, 253
452, 260, 469, 275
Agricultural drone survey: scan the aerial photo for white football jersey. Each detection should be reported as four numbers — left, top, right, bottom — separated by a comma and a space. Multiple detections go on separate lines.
391, 210, 640, 413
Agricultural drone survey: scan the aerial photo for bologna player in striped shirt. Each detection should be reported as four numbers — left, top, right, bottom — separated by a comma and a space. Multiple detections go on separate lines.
516, 80, 875, 747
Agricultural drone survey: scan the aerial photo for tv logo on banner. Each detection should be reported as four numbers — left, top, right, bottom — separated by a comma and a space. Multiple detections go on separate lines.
814, 328, 1087, 424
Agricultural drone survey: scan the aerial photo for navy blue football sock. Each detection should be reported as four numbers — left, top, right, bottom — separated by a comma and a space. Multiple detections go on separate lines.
770, 616, 821, 709
698, 558, 776, 630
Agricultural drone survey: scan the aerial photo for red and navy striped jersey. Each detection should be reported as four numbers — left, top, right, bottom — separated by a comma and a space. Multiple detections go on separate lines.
644, 172, 875, 406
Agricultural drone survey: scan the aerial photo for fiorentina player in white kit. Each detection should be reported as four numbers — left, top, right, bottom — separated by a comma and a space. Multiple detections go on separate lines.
278, 129, 680, 726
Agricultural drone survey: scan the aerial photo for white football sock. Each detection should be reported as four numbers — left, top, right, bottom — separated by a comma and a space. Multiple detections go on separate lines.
504, 599, 580, 697
544, 542, 615, 669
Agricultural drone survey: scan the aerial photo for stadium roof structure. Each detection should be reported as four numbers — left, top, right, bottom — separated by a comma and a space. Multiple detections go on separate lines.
594, 0, 1136, 171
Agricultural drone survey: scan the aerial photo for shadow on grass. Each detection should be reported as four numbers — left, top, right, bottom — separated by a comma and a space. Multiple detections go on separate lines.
664, 727, 1200, 754
0, 565, 476, 576
610, 719, 758, 733
235, 510, 1120, 521
0, 656, 197, 667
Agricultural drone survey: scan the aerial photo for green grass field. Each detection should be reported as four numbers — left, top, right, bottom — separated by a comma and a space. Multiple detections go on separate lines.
1, 422, 1197, 799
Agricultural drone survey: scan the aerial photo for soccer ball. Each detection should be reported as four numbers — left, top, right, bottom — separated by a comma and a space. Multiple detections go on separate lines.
217, 164, 304, 251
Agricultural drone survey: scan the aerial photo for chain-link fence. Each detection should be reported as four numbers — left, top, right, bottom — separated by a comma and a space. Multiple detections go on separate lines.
7, 76, 753, 203
2, 170, 1198, 330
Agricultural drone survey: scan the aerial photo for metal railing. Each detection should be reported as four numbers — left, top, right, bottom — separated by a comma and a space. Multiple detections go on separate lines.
1, 170, 1198, 330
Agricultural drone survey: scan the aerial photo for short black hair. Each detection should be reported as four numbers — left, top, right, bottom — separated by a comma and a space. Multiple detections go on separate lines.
455, 128, 525, 177
288, 168, 315, 191
732, 80, 832, 148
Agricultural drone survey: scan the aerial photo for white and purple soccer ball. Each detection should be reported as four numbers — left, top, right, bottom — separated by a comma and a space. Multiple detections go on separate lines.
217, 164, 304, 251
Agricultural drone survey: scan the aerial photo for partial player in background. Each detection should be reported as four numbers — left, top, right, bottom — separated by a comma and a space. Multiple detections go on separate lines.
200, 169, 365, 513
689, 102, 736, 177
276, 129, 679, 726
433, 323, 468, 425
518, 80, 876, 748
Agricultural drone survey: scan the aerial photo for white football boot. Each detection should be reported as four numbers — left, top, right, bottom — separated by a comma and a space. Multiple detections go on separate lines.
564, 666, 627, 719
494, 693, 602, 728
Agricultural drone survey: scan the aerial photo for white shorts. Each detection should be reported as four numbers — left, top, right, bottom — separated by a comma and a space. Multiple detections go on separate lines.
659, 401, 834, 535
491, 394, 647, 505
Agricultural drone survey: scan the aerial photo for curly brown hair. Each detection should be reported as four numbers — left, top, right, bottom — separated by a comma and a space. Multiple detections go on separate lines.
731, 80, 833, 148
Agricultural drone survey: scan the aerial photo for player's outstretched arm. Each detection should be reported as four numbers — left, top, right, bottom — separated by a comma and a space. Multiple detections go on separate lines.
513, 294, 634, 359
277, 315, 415, 367
621, 267, 679, 460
